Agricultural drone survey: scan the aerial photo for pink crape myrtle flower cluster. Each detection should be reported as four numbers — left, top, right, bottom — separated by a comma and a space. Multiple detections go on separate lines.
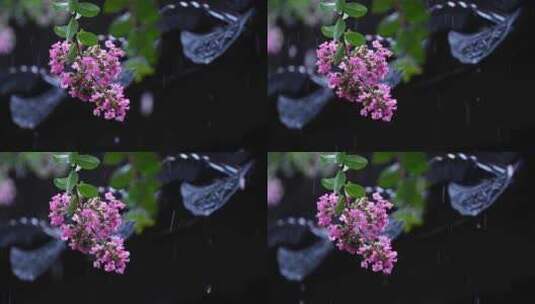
316, 192, 398, 274
316, 40, 397, 122
49, 192, 130, 274
0, 26, 15, 55
49, 40, 130, 122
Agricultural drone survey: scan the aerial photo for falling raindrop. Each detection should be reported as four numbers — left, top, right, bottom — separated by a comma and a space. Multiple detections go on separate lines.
169, 210, 176, 232
205, 285, 213, 295
140, 91, 155, 117
289, 45, 298, 58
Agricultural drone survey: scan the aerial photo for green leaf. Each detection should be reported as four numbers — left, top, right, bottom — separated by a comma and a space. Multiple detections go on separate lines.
126, 179, 159, 215
344, 31, 365, 47
76, 2, 100, 17
126, 209, 155, 234
53, 153, 71, 164
124, 57, 155, 82
335, 195, 346, 216
321, 177, 335, 190
321, 25, 335, 39
372, 152, 395, 164
320, 2, 336, 12
400, 0, 429, 23
54, 177, 68, 190
395, 178, 425, 208
67, 43, 77, 62
54, 25, 68, 38
345, 182, 365, 198
104, 0, 129, 13
66, 18, 79, 41
378, 13, 401, 37
77, 30, 98, 46
372, 0, 394, 13
335, 0, 346, 12
394, 207, 423, 232
78, 182, 99, 198
333, 18, 346, 40
132, 152, 160, 176
133, 0, 159, 23
320, 153, 337, 165
68, 0, 79, 11
74, 154, 100, 170
110, 164, 133, 189
66, 170, 79, 193
343, 2, 367, 18
343, 154, 368, 170
396, 26, 428, 64
378, 164, 401, 188
334, 44, 345, 64
333, 170, 346, 193
110, 13, 132, 37
53, 1, 70, 11
400, 152, 428, 175
103, 152, 126, 165
335, 152, 346, 164
67, 195, 79, 216
394, 57, 422, 82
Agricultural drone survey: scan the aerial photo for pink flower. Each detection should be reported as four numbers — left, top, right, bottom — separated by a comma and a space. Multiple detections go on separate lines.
267, 178, 284, 206
91, 236, 130, 274
316, 40, 397, 122
267, 25, 283, 54
48, 192, 71, 225
48, 191, 130, 274
316, 41, 338, 75
0, 26, 15, 55
0, 178, 16, 206
316, 192, 397, 274
49, 40, 130, 122
358, 236, 398, 274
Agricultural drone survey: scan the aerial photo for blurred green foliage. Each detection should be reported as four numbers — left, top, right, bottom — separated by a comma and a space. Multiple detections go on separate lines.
104, 152, 161, 233
373, 0, 429, 81
104, 0, 160, 82
268, 152, 336, 178
0, 0, 67, 26
0, 152, 68, 179
269, 0, 333, 26
373, 152, 429, 231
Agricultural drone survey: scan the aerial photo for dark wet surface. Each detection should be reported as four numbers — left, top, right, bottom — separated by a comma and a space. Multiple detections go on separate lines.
0, 152, 266, 304
268, 152, 535, 303
268, 0, 535, 150
0, 0, 266, 150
